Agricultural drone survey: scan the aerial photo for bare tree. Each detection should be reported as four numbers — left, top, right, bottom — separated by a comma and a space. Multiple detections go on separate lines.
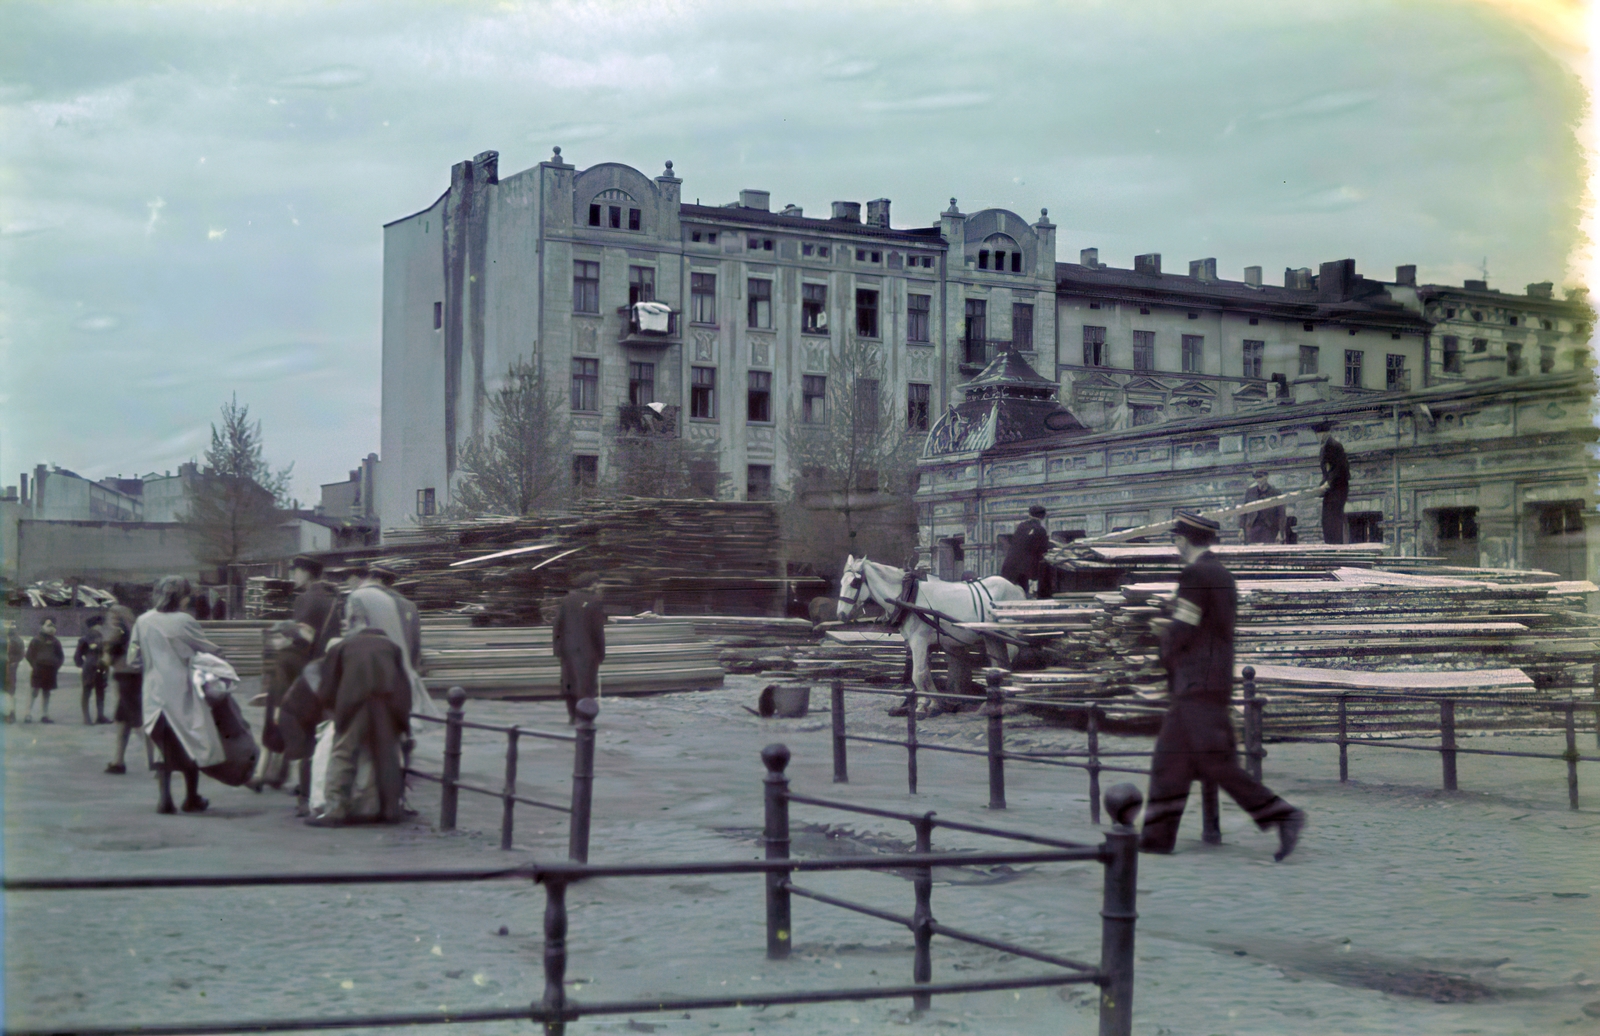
183, 394, 294, 570
607, 409, 728, 499
451, 359, 573, 516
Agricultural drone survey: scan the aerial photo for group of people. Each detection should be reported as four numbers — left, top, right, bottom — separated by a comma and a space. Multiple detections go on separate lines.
1238, 425, 1351, 545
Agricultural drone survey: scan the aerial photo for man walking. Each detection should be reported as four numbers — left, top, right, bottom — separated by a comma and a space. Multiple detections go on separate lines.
1141, 510, 1305, 860
553, 572, 606, 724
1000, 504, 1052, 599
102, 600, 142, 773
76, 615, 111, 724
24, 619, 64, 723
1315, 423, 1350, 545
1240, 471, 1285, 545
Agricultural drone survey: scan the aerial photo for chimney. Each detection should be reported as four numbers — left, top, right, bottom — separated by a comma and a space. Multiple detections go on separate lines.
1463, 279, 1488, 292
472, 150, 499, 184
1395, 264, 1416, 287
831, 201, 861, 223
1243, 266, 1262, 287
1285, 267, 1314, 290
1134, 253, 1162, 276
865, 198, 891, 228
780, 203, 803, 217
1080, 247, 1099, 269
739, 189, 770, 211
1526, 281, 1554, 299
1318, 259, 1357, 301
1189, 258, 1217, 283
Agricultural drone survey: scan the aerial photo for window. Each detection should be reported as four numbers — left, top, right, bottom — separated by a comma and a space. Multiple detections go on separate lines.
964, 298, 986, 363
908, 294, 931, 342
748, 279, 773, 329
1540, 346, 1556, 373
1508, 316, 1519, 327
1013, 304, 1034, 351
747, 370, 772, 423
802, 375, 827, 423
1436, 507, 1478, 541
573, 261, 600, 314
588, 204, 601, 227
856, 289, 879, 338
818, 245, 829, 258
1506, 342, 1524, 376
609, 205, 622, 229
628, 266, 655, 305
1442, 336, 1462, 374
573, 456, 598, 495
1386, 354, 1406, 390
747, 465, 773, 501
1242, 340, 1264, 379
691, 231, 702, 242
628, 362, 655, 405
802, 283, 828, 333
1132, 330, 1155, 371
1299, 345, 1319, 376
628, 208, 641, 231
1082, 325, 1107, 367
908, 383, 931, 431
1445, 308, 1456, 319
1132, 406, 1159, 426
854, 378, 880, 434
992, 251, 1004, 270
708, 232, 717, 244
1542, 319, 1553, 330
802, 243, 814, 256
1181, 334, 1204, 373
433, 301, 443, 330
690, 367, 716, 419
1344, 349, 1364, 388
1346, 511, 1384, 544
1536, 501, 1584, 537
1248, 317, 1259, 326
691, 273, 716, 324
416, 488, 436, 517
570, 358, 598, 411
1472, 337, 1488, 353
1011, 252, 1022, 273
1471, 311, 1482, 322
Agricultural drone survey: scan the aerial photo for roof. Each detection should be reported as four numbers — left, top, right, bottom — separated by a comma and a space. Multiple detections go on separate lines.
963, 349, 1060, 397
925, 350, 1087, 457
679, 204, 946, 245
1415, 283, 1593, 316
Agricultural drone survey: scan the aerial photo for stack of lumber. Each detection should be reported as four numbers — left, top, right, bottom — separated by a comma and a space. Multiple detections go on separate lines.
686, 616, 820, 673
418, 616, 723, 698
792, 629, 923, 684
198, 621, 271, 678
243, 577, 295, 619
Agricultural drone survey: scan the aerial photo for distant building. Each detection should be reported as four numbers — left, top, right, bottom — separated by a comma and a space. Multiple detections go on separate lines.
20, 464, 143, 522
316, 453, 381, 547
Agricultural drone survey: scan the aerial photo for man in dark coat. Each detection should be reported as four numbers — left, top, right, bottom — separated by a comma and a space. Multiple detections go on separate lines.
1001, 504, 1052, 599
75, 615, 111, 724
1240, 471, 1285, 545
306, 627, 412, 826
5, 621, 25, 723
1140, 510, 1306, 860
553, 572, 606, 724
102, 602, 142, 772
1315, 423, 1350, 545
24, 619, 64, 723
288, 554, 340, 814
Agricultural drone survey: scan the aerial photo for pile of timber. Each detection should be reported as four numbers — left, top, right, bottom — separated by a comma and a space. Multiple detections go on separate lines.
197, 621, 271, 678
418, 616, 724, 698
243, 577, 295, 619
686, 616, 820, 673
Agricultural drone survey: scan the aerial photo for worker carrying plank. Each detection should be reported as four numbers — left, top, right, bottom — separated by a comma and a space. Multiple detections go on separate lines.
1140, 509, 1306, 861
1240, 471, 1286, 544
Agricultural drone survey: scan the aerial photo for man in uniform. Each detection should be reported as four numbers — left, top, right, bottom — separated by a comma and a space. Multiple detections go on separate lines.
553, 572, 607, 724
1315, 423, 1350, 545
1141, 510, 1305, 860
1000, 504, 1052, 599
1240, 471, 1285, 545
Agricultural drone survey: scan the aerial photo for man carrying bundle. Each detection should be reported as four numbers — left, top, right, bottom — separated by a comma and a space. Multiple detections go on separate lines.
1141, 510, 1305, 860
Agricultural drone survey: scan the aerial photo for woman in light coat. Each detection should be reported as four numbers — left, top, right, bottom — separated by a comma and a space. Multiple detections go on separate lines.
130, 576, 222, 814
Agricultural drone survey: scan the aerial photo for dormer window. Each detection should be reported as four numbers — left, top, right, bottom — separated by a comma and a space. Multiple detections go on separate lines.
591, 189, 641, 231
978, 233, 1021, 274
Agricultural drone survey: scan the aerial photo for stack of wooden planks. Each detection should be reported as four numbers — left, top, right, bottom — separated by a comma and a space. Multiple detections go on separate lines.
686, 616, 821, 673
197, 621, 270, 678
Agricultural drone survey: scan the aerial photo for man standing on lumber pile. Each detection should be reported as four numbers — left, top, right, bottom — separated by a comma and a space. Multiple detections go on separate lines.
1240, 471, 1285, 544
1141, 510, 1305, 860
553, 572, 606, 724
1001, 504, 1053, 599
1314, 423, 1350, 544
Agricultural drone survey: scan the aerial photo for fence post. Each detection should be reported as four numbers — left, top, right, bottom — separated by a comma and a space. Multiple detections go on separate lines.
1098, 783, 1142, 1036
567, 698, 598, 864
1565, 702, 1580, 811
984, 668, 1007, 810
831, 680, 848, 783
1200, 782, 1221, 845
906, 689, 919, 796
911, 811, 935, 1013
1087, 706, 1102, 826
762, 743, 792, 960
1439, 699, 1458, 793
439, 687, 466, 832
1337, 695, 1349, 783
500, 727, 520, 851
1241, 667, 1264, 781
540, 875, 570, 1036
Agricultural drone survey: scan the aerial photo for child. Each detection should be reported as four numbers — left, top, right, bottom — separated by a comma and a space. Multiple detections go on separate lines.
249, 620, 311, 792
24, 619, 65, 723
76, 615, 110, 724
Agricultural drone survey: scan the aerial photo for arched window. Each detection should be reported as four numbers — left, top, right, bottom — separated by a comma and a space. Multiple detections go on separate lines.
977, 233, 1022, 273
589, 189, 642, 231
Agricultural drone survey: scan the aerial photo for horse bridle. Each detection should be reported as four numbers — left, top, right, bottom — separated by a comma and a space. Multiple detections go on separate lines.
836, 569, 867, 613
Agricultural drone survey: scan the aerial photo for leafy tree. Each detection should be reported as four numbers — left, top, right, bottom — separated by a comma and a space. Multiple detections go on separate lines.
451, 359, 573, 516
183, 394, 294, 569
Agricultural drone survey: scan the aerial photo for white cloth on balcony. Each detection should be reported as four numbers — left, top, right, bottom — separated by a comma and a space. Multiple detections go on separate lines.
634, 301, 672, 333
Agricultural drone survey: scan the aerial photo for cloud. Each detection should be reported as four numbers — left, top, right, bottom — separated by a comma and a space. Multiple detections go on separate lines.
74, 315, 119, 332
859, 91, 992, 113
532, 53, 677, 90
276, 65, 369, 90
144, 197, 164, 236
207, 227, 226, 240
820, 57, 876, 80
1255, 89, 1379, 123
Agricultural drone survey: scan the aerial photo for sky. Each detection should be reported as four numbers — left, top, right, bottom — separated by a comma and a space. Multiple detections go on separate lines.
1, 0, 1594, 503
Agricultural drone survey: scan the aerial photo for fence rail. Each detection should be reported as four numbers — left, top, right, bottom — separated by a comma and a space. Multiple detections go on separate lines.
3, 747, 1148, 1036
406, 687, 596, 860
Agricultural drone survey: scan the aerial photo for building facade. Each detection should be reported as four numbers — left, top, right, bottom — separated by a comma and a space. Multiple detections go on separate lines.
378, 149, 1058, 534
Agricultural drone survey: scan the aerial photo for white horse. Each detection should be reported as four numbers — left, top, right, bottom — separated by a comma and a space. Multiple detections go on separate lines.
835, 555, 1026, 707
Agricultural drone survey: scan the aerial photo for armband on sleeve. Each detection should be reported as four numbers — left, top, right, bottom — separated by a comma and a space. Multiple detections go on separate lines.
1173, 598, 1203, 627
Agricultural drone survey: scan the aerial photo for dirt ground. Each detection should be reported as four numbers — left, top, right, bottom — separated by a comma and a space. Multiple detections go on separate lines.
4, 670, 1599, 1035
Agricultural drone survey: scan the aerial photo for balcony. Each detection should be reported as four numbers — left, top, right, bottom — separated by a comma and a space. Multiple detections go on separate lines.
959, 338, 1024, 372
618, 303, 679, 346
617, 403, 679, 438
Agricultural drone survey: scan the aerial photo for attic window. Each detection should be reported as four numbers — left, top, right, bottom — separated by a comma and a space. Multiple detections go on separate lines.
1089, 302, 1101, 310
691, 231, 702, 242
978, 250, 989, 269
1139, 306, 1151, 315
1186, 312, 1198, 320
628, 209, 641, 231
1011, 252, 1021, 273
1303, 322, 1315, 332
1446, 308, 1456, 318
588, 204, 601, 226
1349, 328, 1358, 336
1508, 316, 1519, 326
1248, 317, 1259, 325
1472, 311, 1482, 321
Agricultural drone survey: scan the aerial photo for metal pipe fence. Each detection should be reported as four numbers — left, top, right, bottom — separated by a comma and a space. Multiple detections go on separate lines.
3, 746, 1148, 1036
406, 687, 597, 861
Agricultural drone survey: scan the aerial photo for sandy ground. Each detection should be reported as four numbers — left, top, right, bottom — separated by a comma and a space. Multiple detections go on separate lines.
4, 669, 1599, 1035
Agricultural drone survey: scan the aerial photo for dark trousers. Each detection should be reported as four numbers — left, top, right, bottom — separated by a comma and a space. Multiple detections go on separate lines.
1140, 703, 1294, 853
81, 666, 108, 721
150, 714, 201, 805
1321, 486, 1348, 544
